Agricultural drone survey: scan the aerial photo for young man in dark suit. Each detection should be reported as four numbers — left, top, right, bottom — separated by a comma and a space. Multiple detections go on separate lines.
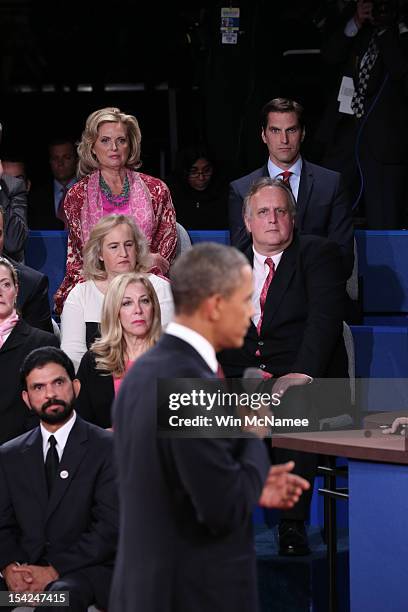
0, 205, 53, 332
228, 98, 354, 279
110, 242, 309, 612
221, 177, 349, 556
0, 347, 118, 611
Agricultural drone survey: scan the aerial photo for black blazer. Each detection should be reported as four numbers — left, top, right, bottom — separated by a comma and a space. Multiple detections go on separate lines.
219, 234, 348, 380
76, 350, 114, 428
110, 333, 269, 612
228, 159, 354, 278
0, 416, 118, 608
9, 258, 53, 333
28, 182, 65, 230
0, 319, 59, 445
0, 174, 28, 262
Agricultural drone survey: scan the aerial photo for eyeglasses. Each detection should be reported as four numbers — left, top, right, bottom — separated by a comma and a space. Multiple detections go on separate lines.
188, 168, 213, 178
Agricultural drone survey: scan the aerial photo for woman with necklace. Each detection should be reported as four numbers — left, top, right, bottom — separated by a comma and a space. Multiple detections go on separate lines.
54, 107, 177, 314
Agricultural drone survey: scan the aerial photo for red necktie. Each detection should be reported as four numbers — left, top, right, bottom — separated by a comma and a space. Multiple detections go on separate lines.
256, 257, 275, 335
216, 363, 225, 379
280, 170, 293, 187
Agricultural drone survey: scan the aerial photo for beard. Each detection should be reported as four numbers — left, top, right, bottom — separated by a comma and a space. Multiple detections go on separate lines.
39, 397, 75, 424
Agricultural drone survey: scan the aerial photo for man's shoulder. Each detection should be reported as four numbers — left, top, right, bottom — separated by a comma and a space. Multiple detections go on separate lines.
12, 259, 47, 285
0, 427, 39, 458
230, 166, 267, 190
77, 417, 113, 446
126, 335, 210, 380
1, 174, 25, 195
295, 233, 343, 260
302, 159, 341, 182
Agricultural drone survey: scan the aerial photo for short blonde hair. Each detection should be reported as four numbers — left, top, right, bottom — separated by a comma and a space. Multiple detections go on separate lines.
83, 214, 151, 281
91, 272, 162, 377
77, 107, 142, 177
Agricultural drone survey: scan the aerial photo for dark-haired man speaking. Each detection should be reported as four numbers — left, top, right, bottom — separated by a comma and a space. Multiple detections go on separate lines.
111, 242, 309, 612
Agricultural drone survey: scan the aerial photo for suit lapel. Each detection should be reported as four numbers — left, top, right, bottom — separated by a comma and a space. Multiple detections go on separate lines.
46, 418, 88, 521
0, 319, 30, 354
296, 161, 313, 229
260, 238, 298, 332
22, 428, 48, 513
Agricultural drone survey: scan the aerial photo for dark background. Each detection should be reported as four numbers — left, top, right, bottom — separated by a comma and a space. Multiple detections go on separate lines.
0, 0, 342, 183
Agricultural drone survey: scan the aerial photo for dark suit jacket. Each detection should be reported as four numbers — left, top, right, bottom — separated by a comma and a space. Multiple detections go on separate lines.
110, 333, 270, 612
0, 174, 28, 262
228, 159, 354, 278
219, 234, 348, 381
0, 319, 59, 445
0, 416, 118, 607
76, 350, 114, 428
28, 182, 65, 230
8, 257, 53, 333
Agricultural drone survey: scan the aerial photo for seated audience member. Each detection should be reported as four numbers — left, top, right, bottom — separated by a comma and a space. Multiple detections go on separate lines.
219, 177, 349, 557
166, 144, 229, 230
0, 157, 28, 262
28, 137, 77, 231
0, 257, 59, 445
61, 214, 174, 371
0, 346, 118, 612
54, 107, 177, 315
2, 154, 31, 191
77, 272, 162, 428
0, 205, 53, 332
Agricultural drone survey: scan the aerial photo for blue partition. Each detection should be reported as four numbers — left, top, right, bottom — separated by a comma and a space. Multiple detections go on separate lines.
355, 230, 408, 313
25, 230, 68, 309
188, 230, 230, 245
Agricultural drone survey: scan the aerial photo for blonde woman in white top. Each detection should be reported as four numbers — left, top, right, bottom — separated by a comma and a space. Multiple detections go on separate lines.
61, 214, 173, 370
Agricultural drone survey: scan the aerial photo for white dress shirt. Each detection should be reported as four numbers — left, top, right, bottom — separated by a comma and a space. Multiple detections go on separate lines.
165, 321, 218, 373
41, 411, 77, 461
251, 246, 283, 328
267, 157, 302, 201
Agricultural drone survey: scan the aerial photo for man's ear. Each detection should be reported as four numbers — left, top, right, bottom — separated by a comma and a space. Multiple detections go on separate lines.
22, 390, 32, 411
301, 127, 306, 143
244, 214, 252, 235
73, 379, 81, 398
261, 128, 267, 145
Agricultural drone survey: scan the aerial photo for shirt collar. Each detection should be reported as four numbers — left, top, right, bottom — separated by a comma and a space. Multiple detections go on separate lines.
165, 322, 218, 373
41, 410, 77, 459
252, 245, 284, 270
268, 156, 302, 179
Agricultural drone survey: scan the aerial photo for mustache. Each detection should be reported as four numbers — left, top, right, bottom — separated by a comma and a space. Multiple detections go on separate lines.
41, 399, 68, 411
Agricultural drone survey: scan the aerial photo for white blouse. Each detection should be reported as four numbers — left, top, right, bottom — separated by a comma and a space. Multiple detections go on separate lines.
61, 275, 174, 371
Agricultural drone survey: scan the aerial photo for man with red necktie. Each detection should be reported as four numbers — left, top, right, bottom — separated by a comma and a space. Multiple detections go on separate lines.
220, 176, 349, 556
228, 97, 354, 280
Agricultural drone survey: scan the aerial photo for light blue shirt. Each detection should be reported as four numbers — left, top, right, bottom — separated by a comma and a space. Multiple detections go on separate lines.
53, 178, 77, 214
267, 157, 302, 201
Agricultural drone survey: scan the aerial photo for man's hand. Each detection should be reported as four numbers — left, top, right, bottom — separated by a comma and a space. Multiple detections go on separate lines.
258, 461, 310, 509
12, 564, 59, 592
2, 563, 33, 592
150, 252, 170, 274
382, 416, 408, 434
272, 373, 311, 399
354, 0, 373, 28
